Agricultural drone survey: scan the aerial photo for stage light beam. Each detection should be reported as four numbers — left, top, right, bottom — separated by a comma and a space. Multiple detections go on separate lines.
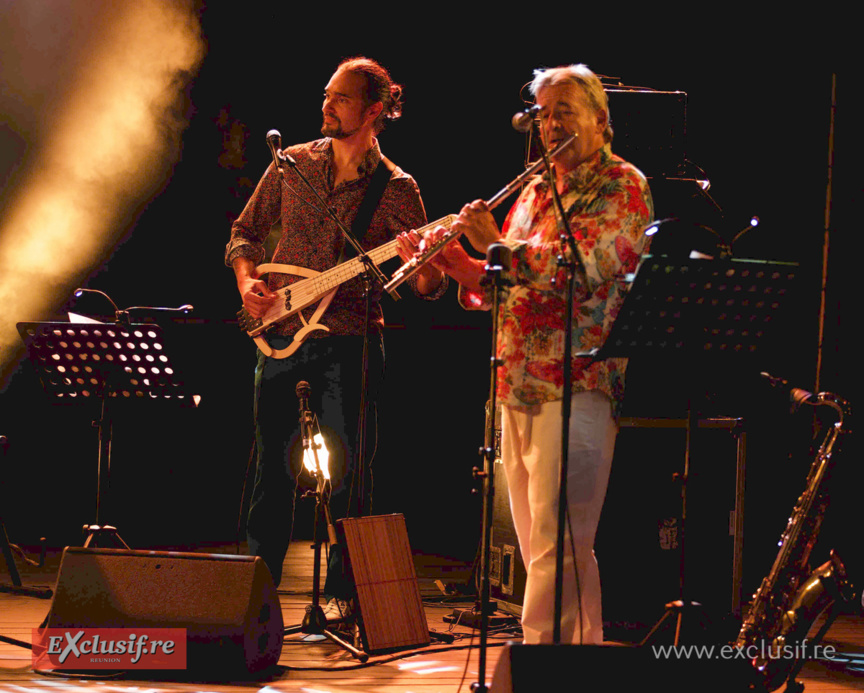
0, 0, 205, 386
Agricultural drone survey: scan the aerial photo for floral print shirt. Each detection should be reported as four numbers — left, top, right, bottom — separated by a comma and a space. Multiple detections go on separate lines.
459, 144, 653, 412
226, 138, 432, 337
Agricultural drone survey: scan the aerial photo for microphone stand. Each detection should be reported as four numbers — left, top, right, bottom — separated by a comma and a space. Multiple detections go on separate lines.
531, 128, 590, 645
267, 131, 383, 524
267, 132, 397, 301
283, 381, 368, 662
472, 243, 514, 693
353, 270, 374, 519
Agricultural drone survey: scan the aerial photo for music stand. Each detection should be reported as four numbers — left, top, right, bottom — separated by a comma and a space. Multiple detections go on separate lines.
601, 255, 799, 359
593, 254, 799, 645
16, 321, 198, 547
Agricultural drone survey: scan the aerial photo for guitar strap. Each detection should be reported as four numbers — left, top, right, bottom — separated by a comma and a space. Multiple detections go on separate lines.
341, 155, 395, 258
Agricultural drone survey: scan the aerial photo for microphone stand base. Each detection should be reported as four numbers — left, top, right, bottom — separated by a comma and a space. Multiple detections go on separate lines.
443, 605, 519, 630
284, 605, 369, 663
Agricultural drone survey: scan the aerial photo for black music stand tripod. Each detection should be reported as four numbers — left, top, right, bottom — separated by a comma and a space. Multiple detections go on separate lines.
16, 320, 198, 549
591, 254, 799, 646
282, 381, 369, 662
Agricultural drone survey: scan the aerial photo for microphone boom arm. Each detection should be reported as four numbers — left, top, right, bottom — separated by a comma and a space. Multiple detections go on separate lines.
266, 129, 395, 299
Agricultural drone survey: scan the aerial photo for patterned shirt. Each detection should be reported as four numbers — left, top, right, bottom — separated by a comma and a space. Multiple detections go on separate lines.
226, 138, 432, 337
459, 144, 653, 411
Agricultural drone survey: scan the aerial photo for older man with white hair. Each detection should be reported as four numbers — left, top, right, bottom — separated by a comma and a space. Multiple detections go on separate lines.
422, 64, 653, 644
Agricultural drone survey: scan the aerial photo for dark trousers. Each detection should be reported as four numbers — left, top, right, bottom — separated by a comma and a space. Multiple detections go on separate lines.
246, 334, 384, 588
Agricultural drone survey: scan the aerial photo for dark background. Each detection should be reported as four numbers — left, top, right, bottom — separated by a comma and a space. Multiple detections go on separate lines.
1, 7, 854, 625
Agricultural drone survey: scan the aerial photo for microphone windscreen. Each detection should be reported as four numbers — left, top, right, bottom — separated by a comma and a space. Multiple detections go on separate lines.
486, 242, 512, 271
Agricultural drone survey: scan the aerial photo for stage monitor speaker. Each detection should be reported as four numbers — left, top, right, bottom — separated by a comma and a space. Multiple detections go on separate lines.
337, 513, 429, 654
490, 643, 751, 692
42, 547, 283, 674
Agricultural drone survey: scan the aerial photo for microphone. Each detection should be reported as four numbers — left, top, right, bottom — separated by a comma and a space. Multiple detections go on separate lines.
486, 242, 513, 272
296, 380, 311, 404
296, 380, 313, 424
483, 242, 514, 288
511, 104, 542, 132
266, 129, 284, 171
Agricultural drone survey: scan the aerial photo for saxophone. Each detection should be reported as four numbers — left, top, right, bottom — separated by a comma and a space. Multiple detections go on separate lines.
736, 386, 854, 691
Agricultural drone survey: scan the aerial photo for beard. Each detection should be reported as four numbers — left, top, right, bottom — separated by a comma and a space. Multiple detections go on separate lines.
321, 116, 360, 140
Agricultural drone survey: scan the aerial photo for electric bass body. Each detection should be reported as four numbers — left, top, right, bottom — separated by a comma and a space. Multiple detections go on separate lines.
237, 215, 456, 359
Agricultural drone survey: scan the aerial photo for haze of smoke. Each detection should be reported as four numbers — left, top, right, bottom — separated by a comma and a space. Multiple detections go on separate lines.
0, 0, 206, 386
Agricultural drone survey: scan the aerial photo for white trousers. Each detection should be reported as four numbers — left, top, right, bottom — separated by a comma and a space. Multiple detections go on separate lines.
501, 391, 617, 645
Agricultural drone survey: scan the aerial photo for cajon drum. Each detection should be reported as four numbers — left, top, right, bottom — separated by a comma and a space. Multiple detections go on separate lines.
337, 514, 429, 654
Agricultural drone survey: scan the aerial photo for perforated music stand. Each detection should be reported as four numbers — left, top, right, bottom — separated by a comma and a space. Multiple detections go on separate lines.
600, 255, 799, 359
16, 321, 198, 547
591, 255, 799, 645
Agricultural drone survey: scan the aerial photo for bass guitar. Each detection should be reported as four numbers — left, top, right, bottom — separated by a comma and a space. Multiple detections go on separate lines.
237, 215, 456, 359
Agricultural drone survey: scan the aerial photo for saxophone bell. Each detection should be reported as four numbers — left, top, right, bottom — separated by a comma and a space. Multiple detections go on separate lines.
750, 551, 854, 692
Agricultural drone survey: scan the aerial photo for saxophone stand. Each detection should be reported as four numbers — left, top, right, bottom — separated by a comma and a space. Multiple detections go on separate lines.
587, 250, 799, 647
283, 381, 369, 662
16, 318, 198, 549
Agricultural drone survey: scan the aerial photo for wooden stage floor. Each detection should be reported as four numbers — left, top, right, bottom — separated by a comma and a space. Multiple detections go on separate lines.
2, 541, 863, 692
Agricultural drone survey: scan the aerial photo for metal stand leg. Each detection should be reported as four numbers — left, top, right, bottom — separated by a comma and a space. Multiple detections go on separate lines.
282, 491, 368, 662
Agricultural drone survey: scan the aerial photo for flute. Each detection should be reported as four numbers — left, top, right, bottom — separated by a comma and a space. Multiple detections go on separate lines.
383, 134, 576, 293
